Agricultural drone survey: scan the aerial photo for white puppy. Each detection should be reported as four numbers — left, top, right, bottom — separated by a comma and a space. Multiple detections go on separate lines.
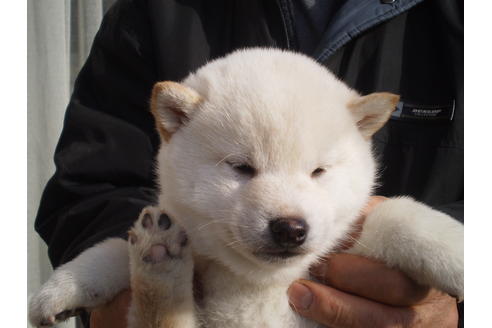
29, 49, 463, 328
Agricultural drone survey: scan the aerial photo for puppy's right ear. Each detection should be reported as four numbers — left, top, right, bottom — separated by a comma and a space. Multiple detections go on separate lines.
150, 81, 203, 142
348, 92, 399, 139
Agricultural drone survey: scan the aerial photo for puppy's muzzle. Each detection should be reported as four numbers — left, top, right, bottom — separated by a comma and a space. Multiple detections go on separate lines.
269, 218, 309, 248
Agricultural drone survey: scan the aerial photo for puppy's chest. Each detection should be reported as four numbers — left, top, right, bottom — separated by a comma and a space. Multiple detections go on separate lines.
197, 267, 317, 328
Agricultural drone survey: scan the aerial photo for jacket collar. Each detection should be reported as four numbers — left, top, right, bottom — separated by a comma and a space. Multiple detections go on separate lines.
278, 0, 425, 61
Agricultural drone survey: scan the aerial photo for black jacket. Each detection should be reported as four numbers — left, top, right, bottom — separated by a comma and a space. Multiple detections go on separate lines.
35, 0, 463, 297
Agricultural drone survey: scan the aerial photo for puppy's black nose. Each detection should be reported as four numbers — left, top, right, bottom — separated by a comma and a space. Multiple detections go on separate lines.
269, 218, 309, 248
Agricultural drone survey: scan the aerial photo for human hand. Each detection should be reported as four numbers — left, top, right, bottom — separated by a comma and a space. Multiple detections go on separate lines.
287, 196, 459, 327
90, 289, 131, 328
288, 254, 458, 327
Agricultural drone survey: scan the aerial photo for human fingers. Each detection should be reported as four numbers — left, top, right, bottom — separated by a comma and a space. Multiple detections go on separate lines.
288, 279, 415, 328
310, 253, 430, 307
289, 279, 458, 328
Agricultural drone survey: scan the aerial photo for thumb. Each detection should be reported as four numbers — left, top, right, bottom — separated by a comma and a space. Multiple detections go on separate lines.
287, 280, 414, 328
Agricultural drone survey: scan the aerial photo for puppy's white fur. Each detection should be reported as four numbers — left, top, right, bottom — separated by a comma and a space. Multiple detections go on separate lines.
29, 49, 463, 328
28, 239, 129, 326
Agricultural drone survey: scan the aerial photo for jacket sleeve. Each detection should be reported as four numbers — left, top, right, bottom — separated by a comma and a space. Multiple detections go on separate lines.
34, 0, 160, 267
433, 0, 464, 226
434, 200, 463, 224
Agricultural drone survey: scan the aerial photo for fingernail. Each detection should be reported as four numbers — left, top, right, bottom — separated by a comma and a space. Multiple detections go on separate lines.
288, 282, 313, 310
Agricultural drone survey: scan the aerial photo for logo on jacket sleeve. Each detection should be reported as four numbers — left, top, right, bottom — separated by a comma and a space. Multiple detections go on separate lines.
391, 100, 455, 121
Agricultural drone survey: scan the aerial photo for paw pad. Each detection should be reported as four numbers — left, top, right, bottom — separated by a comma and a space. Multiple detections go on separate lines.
158, 214, 171, 229
142, 213, 154, 229
128, 231, 137, 245
179, 230, 188, 247
129, 206, 189, 265
143, 244, 167, 263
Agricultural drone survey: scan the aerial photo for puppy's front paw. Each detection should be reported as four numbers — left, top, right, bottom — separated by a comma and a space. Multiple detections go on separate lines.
127, 208, 196, 328
29, 238, 130, 327
128, 206, 192, 281
348, 197, 464, 301
28, 273, 84, 327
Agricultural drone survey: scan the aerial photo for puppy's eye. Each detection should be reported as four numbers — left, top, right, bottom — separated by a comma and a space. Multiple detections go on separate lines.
227, 162, 256, 177
311, 167, 326, 177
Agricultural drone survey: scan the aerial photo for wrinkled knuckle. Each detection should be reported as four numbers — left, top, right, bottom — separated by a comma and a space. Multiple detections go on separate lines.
391, 309, 415, 328
319, 299, 355, 328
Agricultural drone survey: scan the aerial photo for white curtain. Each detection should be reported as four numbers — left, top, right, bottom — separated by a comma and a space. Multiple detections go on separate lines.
27, 1, 116, 327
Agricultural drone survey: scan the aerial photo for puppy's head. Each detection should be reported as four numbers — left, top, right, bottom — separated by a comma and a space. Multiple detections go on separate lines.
151, 49, 398, 281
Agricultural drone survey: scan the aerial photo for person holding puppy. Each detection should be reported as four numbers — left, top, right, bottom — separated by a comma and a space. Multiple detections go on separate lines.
34, 0, 463, 327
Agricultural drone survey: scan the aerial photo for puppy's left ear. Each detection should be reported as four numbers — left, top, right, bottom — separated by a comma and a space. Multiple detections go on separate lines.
151, 81, 203, 142
348, 92, 400, 139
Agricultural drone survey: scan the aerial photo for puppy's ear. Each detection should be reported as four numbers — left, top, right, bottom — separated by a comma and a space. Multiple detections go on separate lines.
151, 81, 203, 142
348, 92, 400, 139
